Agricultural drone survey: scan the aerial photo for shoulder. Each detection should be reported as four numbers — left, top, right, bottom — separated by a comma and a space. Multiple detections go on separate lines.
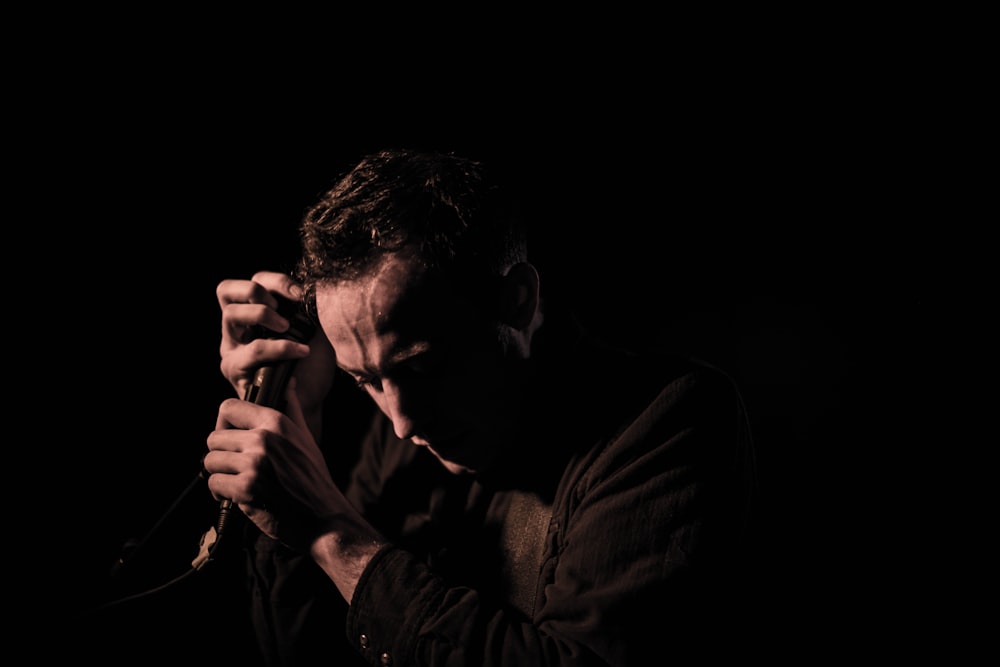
569, 336, 744, 439
535, 305, 742, 429
551, 339, 750, 491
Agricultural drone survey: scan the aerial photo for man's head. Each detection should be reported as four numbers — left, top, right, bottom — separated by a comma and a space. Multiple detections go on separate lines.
296, 149, 527, 307
295, 149, 542, 474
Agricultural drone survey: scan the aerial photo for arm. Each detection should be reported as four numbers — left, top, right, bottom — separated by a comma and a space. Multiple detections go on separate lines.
211, 271, 383, 599
205, 390, 385, 600
209, 295, 752, 666
340, 368, 754, 666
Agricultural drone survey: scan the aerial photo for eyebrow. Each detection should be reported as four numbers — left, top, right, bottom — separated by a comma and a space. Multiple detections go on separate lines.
337, 340, 433, 377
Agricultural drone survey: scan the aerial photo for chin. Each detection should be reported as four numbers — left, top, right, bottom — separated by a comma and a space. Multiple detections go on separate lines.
442, 460, 477, 475
427, 447, 479, 475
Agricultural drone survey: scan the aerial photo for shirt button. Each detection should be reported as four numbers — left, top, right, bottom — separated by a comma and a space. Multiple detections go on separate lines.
380, 652, 393, 666
359, 634, 369, 649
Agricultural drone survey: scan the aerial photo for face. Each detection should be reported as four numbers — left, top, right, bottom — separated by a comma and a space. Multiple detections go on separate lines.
315, 252, 524, 475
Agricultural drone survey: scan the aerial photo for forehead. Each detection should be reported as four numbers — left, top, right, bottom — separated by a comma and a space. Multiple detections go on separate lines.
314, 253, 462, 346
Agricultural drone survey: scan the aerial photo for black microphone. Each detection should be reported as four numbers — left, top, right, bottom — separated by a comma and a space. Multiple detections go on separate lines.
193, 297, 317, 570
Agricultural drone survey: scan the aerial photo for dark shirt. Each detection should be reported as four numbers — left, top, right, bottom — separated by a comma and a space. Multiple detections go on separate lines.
246, 312, 757, 666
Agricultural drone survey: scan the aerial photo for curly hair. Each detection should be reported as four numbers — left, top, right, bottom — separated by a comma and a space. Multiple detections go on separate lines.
294, 148, 527, 313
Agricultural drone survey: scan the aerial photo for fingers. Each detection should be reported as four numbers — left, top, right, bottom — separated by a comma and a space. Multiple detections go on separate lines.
218, 278, 280, 347
217, 272, 305, 342
219, 338, 310, 400
216, 271, 302, 309
250, 270, 305, 303
203, 427, 258, 503
205, 399, 278, 502
204, 393, 339, 547
214, 396, 284, 432
217, 273, 311, 395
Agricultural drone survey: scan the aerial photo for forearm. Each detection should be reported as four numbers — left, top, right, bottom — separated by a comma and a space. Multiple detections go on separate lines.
344, 547, 612, 667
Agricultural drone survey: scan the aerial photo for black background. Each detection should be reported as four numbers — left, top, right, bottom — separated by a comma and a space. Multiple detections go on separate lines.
30, 36, 979, 663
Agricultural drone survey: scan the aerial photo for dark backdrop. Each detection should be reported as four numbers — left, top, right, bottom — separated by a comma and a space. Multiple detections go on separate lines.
47, 76, 960, 663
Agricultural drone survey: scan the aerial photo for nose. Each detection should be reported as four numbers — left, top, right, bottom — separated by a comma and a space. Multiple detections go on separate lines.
381, 377, 423, 441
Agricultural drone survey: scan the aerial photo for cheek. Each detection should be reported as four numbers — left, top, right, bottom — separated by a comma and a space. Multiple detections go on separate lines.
366, 389, 391, 417
439, 344, 509, 407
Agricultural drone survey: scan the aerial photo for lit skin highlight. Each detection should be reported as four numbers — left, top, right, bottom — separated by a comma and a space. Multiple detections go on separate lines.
206, 255, 541, 602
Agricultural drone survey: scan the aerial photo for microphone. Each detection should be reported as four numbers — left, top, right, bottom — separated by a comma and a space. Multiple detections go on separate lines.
193, 296, 317, 570
241, 298, 318, 409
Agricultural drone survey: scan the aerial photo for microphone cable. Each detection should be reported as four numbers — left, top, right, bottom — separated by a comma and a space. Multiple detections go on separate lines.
86, 296, 317, 615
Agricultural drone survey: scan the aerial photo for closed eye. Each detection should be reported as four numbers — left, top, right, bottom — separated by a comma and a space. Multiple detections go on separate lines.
351, 374, 382, 392
340, 345, 441, 394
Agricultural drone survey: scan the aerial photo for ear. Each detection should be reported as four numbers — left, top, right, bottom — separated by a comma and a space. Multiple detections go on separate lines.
499, 262, 540, 330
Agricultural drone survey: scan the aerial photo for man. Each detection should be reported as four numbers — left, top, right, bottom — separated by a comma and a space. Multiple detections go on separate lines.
204, 148, 757, 666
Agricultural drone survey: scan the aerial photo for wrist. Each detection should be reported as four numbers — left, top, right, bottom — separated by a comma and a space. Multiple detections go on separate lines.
310, 517, 385, 602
